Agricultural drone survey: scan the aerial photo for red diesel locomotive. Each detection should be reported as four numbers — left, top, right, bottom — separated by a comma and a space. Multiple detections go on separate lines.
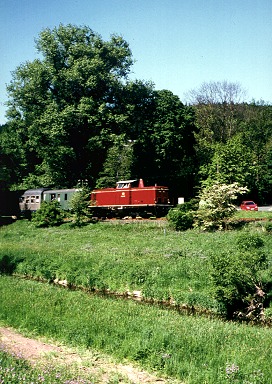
90, 179, 172, 217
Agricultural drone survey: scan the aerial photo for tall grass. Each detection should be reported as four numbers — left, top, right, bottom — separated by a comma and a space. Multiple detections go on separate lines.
1, 220, 272, 311
0, 276, 271, 383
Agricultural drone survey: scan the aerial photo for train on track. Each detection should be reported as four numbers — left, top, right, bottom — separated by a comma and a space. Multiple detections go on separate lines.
90, 179, 172, 218
1, 179, 173, 220
19, 188, 78, 215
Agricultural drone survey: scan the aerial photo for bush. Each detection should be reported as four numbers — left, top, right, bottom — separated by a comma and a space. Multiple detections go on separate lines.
264, 221, 272, 233
167, 200, 197, 231
210, 233, 267, 319
69, 187, 90, 227
0, 255, 18, 274
237, 232, 265, 251
31, 200, 65, 228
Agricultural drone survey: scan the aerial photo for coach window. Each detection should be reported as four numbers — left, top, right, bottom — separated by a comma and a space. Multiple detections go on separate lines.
50, 194, 56, 201
36, 196, 40, 203
31, 195, 35, 203
64, 194, 67, 200
57, 194, 61, 202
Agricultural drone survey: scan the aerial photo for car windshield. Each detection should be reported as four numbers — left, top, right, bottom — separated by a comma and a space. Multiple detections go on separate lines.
245, 202, 255, 205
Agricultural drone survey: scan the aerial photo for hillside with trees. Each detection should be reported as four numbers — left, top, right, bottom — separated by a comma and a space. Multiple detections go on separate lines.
0, 24, 271, 203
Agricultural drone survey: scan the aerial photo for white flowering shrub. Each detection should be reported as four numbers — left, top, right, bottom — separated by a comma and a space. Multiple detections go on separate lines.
194, 182, 248, 230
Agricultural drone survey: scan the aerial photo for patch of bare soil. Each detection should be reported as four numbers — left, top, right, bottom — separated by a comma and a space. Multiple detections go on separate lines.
0, 326, 180, 384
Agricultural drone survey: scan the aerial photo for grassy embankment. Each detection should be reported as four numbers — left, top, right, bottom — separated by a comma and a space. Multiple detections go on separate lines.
0, 215, 272, 383
1, 216, 272, 309
1, 275, 272, 384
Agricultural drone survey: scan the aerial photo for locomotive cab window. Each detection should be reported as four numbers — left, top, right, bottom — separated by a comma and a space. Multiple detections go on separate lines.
116, 180, 137, 189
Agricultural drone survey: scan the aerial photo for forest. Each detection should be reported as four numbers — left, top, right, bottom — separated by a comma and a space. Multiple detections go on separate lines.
0, 24, 271, 204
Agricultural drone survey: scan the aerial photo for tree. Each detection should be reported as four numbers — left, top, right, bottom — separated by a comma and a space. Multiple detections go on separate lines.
69, 187, 90, 226
186, 80, 247, 143
186, 81, 248, 190
185, 82, 272, 204
239, 102, 272, 203
95, 87, 198, 199
132, 90, 198, 199
95, 134, 135, 188
3, 24, 134, 189
199, 135, 256, 189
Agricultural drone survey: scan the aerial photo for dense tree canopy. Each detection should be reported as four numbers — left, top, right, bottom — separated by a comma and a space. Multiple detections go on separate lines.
186, 82, 272, 203
132, 89, 197, 198
0, 24, 198, 200
0, 25, 271, 204
186, 81, 247, 143
2, 24, 134, 188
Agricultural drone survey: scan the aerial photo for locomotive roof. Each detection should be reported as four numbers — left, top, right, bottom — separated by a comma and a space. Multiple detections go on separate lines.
117, 179, 137, 184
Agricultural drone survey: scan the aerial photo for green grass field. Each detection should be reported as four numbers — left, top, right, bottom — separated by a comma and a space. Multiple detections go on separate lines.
1, 219, 272, 309
1, 217, 272, 383
1, 276, 272, 383
235, 210, 272, 220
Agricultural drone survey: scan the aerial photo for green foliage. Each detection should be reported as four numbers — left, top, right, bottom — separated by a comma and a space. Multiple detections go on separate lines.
237, 232, 265, 251
195, 182, 248, 230
188, 82, 272, 204
200, 136, 256, 188
1, 25, 198, 197
167, 200, 198, 231
133, 90, 197, 199
210, 233, 267, 318
264, 221, 272, 233
0, 254, 20, 274
69, 187, 90, 226
1, 35, 272, 206
31, 200, 65, 227
240, 102, 272, 203
186, 81, 246, 143
95, 134, 134, 188
2, 24, 134, 188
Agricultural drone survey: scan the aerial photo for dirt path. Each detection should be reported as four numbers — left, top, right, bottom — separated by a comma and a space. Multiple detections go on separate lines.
0, 326, 179, 384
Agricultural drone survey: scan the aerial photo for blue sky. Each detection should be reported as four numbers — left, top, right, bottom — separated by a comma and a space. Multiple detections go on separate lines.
0, 0, 271, 124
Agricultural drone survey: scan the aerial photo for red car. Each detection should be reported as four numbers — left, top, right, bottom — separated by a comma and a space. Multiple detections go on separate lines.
240, 201, 258, 211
